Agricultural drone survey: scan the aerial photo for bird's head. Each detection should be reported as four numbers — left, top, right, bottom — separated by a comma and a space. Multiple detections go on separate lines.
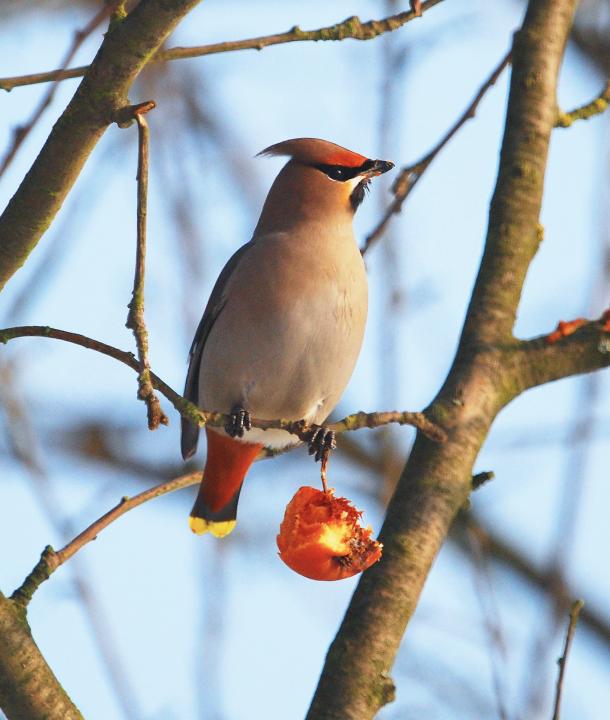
256, 138, 394, 231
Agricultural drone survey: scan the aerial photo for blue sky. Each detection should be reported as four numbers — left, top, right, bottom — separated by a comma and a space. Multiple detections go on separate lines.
1, 1, 609, 718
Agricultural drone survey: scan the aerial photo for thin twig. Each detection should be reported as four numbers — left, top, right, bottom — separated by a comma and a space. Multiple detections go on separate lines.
556, 79, 610, 127
328, 409, 446, 442
0, 325, 447, 442
11, 472, 200, 607
0, 5, 112, 177
0, 1, 444, 92
361, 48, 512, 256
551, 600, 584, 720
123, 101, 168, 431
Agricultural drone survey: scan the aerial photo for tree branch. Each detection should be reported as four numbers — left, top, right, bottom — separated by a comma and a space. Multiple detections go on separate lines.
362, 48, 512, 256
306, 2, 581, 718
515, 316, 610, 392
0, 592, 83, 719
0, 1, 444, 93
0, 0, 203, 292
11, 472, 201, 608
556, 78, 610, 127
6, 412, 442, 609
459, 2, 577, 349
0, 325, 446, 443
124, 101, 168, 430
551, 600, 584, 720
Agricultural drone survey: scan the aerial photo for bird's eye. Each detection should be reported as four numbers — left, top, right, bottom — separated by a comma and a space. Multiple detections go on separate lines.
313, 164, 357, 182
327, 167, 345, 180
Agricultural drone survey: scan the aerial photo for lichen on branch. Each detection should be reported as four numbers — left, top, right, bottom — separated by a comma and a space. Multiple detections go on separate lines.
0, 1, 444, 92
556, 79, 610, 127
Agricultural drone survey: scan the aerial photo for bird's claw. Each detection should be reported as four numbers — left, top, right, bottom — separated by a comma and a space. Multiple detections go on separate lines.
306, 425, 336, 463
225, 406, 252, 438
305, 425, 336, 494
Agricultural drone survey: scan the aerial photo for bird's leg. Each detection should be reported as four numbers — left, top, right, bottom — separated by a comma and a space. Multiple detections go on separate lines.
225, 406, 252, 438
305, 425, 336, 493
320, 452, 330, 494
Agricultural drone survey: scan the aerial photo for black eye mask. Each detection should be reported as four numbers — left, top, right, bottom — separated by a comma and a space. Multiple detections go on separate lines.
312, 159, 376, 182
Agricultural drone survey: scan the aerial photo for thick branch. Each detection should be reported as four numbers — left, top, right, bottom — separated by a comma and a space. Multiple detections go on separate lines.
459, 1, 577, 348
0, 1, 444, 92
515, 318, 610, 392
0, 592, 83, 719
0, 0, 202, 291
307, 2, 580, 718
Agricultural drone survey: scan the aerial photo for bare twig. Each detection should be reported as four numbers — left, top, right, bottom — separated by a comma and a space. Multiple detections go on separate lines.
328, 409, 446, 442
0, 325, 447, 442
362, 49, 512, 256
0, 1, 444, 93
551, 600, 584, 720
122, 101, 168, 431
11, 472, 200, 607
0, 5, 111, 178
556, 78, 610, 127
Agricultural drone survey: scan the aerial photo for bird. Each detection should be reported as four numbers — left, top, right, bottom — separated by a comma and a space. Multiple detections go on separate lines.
181, 137, 394, 537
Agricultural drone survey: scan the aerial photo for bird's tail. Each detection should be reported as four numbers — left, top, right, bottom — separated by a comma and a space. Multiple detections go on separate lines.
189, 428, 263, 537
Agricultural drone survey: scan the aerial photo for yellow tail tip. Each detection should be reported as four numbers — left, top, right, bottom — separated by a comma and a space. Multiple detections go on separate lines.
189, 516, 236, 538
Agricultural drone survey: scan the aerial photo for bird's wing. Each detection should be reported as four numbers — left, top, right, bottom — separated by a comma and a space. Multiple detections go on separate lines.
180, 242, 253, 460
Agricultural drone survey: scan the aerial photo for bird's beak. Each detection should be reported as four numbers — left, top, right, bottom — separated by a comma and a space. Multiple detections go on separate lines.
364, 159, 394, 177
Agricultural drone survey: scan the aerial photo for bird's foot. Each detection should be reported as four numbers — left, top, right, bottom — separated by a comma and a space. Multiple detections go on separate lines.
306, 425, 336, 462
225, 406, 252, 438
305, 425, 336, 493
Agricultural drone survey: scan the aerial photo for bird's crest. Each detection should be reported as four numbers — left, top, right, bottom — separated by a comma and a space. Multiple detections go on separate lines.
258, 138, 368, 168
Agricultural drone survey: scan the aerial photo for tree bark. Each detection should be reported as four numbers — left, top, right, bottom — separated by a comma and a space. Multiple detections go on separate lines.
0, 591, 83, 720
307, 1, 583, 717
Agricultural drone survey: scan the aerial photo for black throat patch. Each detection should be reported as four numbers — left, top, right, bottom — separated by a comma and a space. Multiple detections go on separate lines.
350, 178, 370, 212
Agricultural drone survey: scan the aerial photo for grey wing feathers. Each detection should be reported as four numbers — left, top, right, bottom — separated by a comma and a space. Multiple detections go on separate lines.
180, 242, 252, 460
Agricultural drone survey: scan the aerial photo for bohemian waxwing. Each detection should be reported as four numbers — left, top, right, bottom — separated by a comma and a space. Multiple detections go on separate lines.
181, 137, 393, 536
